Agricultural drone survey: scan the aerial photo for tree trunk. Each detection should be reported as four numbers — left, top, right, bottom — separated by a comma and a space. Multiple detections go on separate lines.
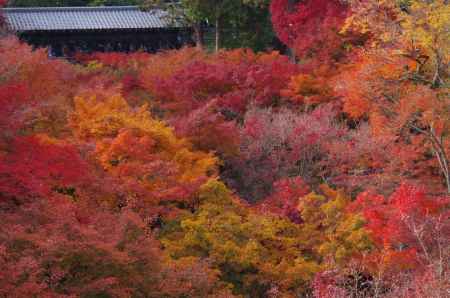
215, 17, 222, 52
432, 49, 444, 87
193, 22, 204, 49
410, 123, 450, 194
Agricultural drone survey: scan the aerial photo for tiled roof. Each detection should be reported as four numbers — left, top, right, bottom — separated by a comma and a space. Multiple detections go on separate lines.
2, 6, 181, 31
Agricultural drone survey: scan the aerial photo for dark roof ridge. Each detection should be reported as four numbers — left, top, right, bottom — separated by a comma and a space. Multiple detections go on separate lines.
2, 6, 146, 12
2, 5, 181, 31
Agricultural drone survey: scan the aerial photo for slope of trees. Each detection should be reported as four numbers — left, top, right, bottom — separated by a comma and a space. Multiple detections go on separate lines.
0, 0, 448, 297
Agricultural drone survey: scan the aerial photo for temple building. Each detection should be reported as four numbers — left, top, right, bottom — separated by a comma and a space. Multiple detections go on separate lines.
2, 6, 192, 57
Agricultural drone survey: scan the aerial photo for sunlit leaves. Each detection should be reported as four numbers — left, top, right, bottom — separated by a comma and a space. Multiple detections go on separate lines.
270, 0, 350, 62
299, 185, 372, 265
162, 179, 320, 296
348, 183, 450, 293
0, 135, 89, 202
72, 94, 217, 213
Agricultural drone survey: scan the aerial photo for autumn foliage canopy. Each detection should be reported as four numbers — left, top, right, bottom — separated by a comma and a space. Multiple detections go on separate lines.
0, 0, 448, 297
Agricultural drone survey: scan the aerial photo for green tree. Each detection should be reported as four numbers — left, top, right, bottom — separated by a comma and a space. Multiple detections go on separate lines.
222, 0, 275, 51
144, 0, 241, 51
145, 0, 274, 51
143, 0, 209, 49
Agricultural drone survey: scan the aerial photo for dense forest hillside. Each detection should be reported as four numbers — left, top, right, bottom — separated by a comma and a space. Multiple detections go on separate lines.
0, 0, 449, 297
